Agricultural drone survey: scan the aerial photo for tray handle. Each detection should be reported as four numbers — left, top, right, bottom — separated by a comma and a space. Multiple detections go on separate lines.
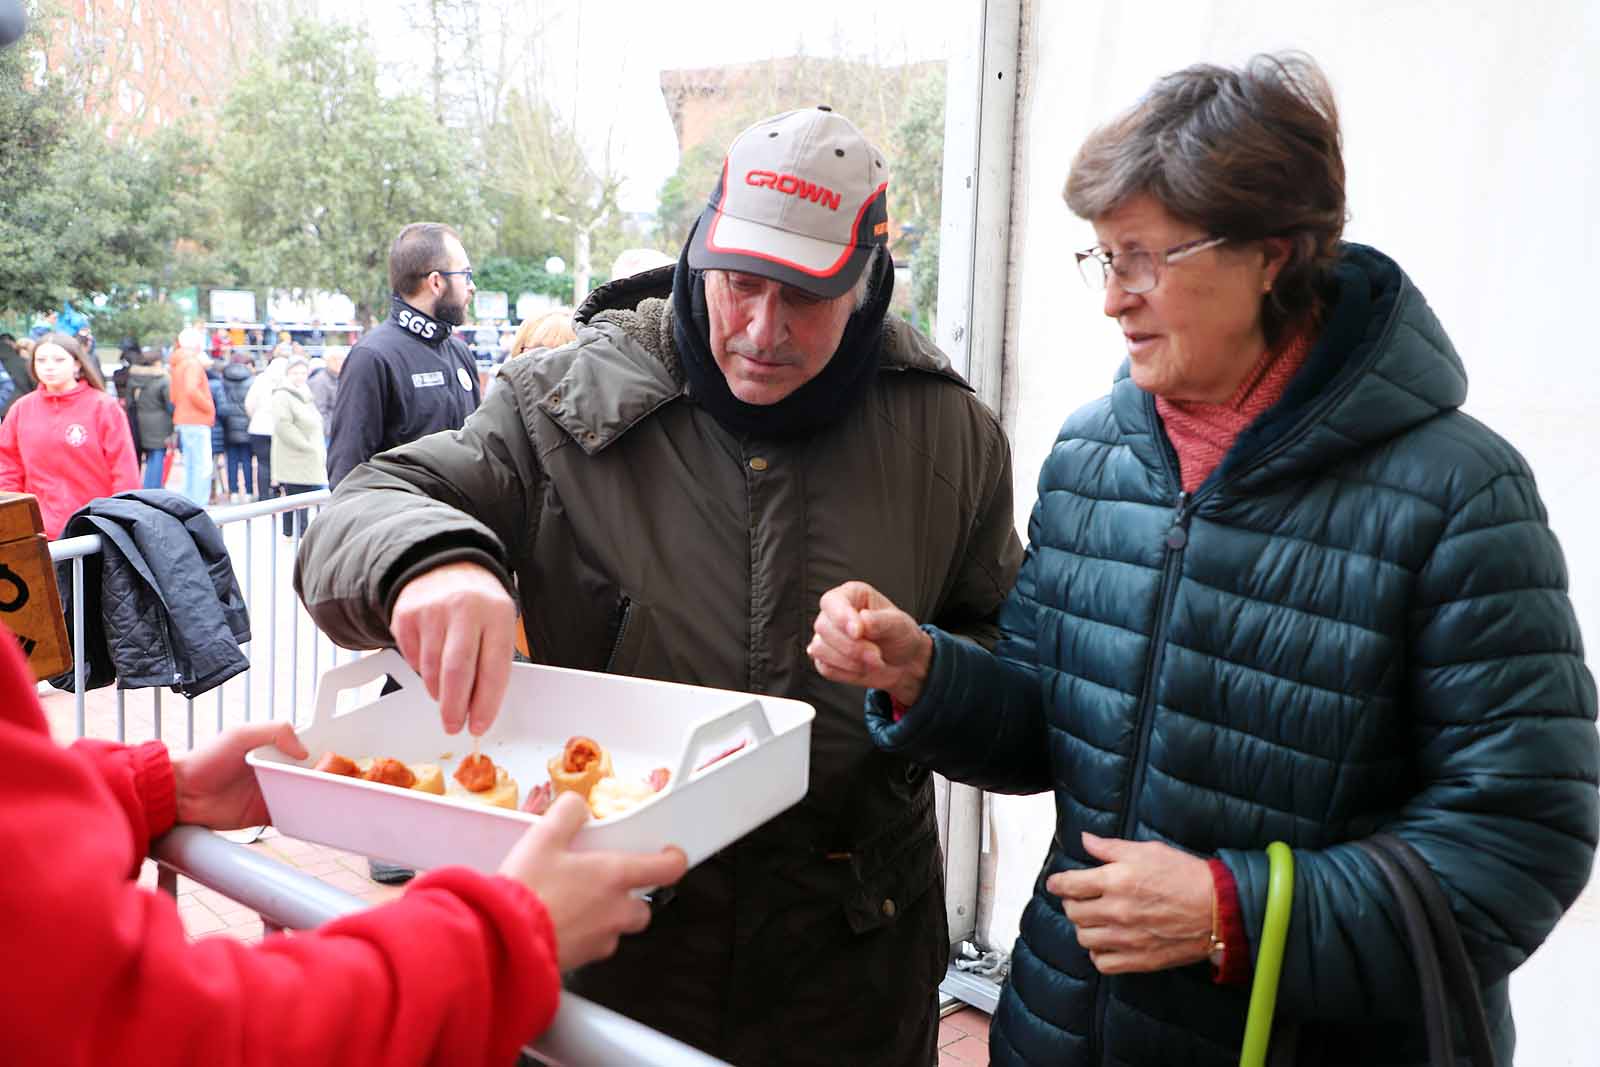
672, 699, 774, 788
310, 649, 427, 730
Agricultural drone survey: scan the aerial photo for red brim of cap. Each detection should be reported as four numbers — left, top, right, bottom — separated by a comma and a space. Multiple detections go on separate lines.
686, 204, 877, 300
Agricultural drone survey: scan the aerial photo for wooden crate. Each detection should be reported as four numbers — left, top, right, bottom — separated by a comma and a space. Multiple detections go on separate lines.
0, 494, 72, 679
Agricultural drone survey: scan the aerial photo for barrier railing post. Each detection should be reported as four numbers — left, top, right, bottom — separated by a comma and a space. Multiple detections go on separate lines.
72, 556, 85, 737
244, 515, 254, 723
268, 513, 277, 722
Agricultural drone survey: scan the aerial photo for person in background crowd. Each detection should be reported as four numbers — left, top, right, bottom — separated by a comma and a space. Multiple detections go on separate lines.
0, 360, 13, 417
0, 333, 32, 418
297, 108, 1022, 1064
270, 357, 325, 538
507, 308, 576, 360
0, 617, 688, 1066
245, 345, 288, 503
307, 344, 346, 441
206, 352, 231, 504
110, 340, 139, 410
220, 352, 256, 503
322, 220, 484, 887
0, 333, 139, 537
305, 319, 326, 355
127, 348, 173, 489
75, 328, 95, 364
812, 54, 1600, 1067
168, 328, 215, 508
325, 221, 481, 490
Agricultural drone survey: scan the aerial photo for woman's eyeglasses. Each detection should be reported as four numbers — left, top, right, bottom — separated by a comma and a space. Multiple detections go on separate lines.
1074, 235, 1226, 294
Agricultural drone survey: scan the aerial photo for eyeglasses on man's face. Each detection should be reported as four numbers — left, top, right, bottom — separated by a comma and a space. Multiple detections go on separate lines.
1074, 235, 1226, 295
435, 268, 475, 284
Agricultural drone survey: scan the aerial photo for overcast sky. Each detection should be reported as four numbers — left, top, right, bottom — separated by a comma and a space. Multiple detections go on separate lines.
334, 0, 962, 212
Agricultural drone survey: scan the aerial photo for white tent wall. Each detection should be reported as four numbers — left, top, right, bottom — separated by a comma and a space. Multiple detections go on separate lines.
975, 1, 1597, 1058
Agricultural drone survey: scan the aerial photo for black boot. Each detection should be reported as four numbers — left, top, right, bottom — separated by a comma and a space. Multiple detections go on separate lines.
368, 858, 415, 885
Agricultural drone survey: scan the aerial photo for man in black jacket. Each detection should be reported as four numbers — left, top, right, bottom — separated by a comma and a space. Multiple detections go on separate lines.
327, 222, 482, 884
325, 222, 482, 487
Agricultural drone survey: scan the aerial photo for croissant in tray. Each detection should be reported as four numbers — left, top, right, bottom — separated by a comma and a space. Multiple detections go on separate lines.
547, 736, 613, 800
447, 752, 519, 809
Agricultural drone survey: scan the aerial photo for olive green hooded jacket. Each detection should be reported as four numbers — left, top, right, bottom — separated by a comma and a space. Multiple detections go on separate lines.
295, 269, 1023, 1065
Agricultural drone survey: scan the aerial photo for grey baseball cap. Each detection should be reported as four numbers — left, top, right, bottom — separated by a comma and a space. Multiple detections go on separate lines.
687, 107, 891, 299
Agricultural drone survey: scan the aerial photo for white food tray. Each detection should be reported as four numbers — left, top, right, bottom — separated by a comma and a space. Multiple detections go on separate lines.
247, 649, 815, 873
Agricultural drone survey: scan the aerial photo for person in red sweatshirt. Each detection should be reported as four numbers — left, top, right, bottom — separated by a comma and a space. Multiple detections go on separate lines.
0, 332, 139, 538
169, 327, 217, 508
0, 620, 686, 1065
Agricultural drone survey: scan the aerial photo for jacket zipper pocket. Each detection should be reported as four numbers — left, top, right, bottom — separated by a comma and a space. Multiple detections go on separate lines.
602, 595, 633, 673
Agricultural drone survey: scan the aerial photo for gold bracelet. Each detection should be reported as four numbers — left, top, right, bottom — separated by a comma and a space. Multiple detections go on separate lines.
1207, 878, 1225, 967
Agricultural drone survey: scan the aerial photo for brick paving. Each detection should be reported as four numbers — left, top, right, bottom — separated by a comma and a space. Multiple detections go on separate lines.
938, 1005, 992, 1065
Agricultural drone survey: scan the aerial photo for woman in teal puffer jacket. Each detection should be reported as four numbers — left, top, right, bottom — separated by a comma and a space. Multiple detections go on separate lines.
810, 53, 1597, 1066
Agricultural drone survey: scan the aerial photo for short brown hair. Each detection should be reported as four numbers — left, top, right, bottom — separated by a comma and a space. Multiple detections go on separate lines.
32, 332, 106, 391
1065, 52, 1345, 342
388, 222, 463, 298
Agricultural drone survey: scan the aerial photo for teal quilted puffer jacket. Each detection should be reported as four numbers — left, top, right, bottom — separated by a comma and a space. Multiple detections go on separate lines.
868, 245, 1599, 1066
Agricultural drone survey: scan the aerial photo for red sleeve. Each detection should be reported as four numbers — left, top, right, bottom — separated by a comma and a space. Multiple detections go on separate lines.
99, 395, 141, 493
0, 627, 561, 1066
1207, 857, 1251, 985
71, 737, 177, 873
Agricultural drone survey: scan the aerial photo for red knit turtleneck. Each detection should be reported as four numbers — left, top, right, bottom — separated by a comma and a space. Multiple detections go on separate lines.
1155, 328, 1314, 493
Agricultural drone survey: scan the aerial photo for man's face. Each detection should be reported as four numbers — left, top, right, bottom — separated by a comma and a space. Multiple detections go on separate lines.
431, 235, 475, 326
704, 270, 854, 405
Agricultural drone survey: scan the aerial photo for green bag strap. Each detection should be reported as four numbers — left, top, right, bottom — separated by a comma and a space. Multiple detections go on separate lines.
1240, 842, 1295, 1067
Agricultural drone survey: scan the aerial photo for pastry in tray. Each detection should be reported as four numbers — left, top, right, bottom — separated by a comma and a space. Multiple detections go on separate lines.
308, 752, 444, 797
447, 752, 519, 809
547, 736, 613, 800
589, 775, 663, 819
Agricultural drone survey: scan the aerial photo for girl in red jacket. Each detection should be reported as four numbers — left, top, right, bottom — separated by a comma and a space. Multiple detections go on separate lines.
0, 332, 139, 538
0, 623, 685, 1065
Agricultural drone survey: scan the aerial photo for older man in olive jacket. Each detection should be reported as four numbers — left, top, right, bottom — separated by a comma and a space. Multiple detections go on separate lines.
296, 108, 1022, 1065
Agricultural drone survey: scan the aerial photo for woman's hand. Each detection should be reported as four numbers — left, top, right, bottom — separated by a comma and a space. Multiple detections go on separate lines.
1047, 832, 1214, 974
807, 581, 933, 707
498, 792, 688, 971
172, 721, 308, 830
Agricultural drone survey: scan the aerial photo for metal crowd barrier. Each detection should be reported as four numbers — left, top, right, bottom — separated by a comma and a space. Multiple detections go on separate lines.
48, 490, 346, 745
47, 491, 729, 1066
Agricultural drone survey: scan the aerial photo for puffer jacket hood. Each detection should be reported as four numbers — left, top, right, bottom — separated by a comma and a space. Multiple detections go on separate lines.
867, 243, 1598, 1066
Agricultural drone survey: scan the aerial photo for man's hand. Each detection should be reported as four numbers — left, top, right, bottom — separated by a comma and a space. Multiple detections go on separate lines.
498, 792, 688, 972
1046, 832, 1214, 975
807, 581, 932, 707
172, 721, 308, 830
389, 561, 517, 735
